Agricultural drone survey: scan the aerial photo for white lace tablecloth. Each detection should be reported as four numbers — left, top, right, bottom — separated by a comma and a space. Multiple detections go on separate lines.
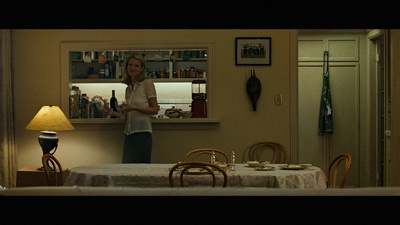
64, 163, 327, 189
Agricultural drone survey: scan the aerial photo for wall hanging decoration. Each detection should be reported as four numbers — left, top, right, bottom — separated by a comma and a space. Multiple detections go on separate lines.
318, 51, 333, 135
235, 37, 271, 65
246, 69, 261, 111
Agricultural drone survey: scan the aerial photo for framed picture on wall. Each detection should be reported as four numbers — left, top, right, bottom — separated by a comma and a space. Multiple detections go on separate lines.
235, 37, 271, 65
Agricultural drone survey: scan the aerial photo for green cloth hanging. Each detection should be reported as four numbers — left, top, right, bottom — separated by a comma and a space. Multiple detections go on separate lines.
318, 51, 333, 136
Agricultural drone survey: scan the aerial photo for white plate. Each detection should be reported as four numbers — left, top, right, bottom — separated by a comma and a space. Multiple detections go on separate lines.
215, 163, 229, 168
255, 166, 274, 171
299, 164, 312, 168
185, 168, 210, 174
280, 164, 305, 170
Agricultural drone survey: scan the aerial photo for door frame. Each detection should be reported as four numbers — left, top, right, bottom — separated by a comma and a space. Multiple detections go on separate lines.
366, 29, 389, 186
289, 29, 299, 164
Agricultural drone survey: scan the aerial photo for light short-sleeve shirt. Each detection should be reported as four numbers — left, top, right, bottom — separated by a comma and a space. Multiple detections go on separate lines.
123, 79, 157, 135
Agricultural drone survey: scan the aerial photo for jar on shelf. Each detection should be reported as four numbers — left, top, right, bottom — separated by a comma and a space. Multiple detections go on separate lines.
80, 94, 89, 118
70, 86, 80, 118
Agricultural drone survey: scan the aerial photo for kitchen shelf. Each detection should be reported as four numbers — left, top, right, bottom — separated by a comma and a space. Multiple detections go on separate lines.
72, 58, 206, 63
69, 118, 219, 124
151, 118, 219, 124
72, 79, 123, 83
71, 78, 206, 84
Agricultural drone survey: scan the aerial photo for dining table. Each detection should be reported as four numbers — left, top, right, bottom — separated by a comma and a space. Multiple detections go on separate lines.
63, 163, 327, 189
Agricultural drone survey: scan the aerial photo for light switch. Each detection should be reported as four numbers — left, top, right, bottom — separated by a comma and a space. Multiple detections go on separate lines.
274, 94, 282, 105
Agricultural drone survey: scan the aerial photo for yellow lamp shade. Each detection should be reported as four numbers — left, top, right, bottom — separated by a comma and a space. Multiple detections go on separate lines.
26, 105, 75, 131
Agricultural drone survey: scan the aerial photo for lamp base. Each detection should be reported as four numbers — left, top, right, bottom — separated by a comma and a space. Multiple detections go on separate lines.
37, 165, 55, 171
39, 131, 59, 155
38, 131, 58, 171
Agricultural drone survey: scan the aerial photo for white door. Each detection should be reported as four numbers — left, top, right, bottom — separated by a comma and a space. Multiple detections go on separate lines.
298, 31, 364, 187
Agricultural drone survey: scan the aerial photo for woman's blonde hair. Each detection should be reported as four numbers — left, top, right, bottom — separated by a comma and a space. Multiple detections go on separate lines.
121, 54, 147, 85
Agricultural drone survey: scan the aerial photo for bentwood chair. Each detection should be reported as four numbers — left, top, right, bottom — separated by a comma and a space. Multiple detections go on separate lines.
169, 161, 228, 188
183, 148, 230, 163
42, 154, 65, 186
248, 141, 287, 163
326, 153, 352, 188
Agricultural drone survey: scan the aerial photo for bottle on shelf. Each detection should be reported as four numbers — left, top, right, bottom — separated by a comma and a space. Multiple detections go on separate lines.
105, 62, 110, 79
110, 90, 118, 118
81, 93, 89, 118
99, 69, 105, 79
70, 86, 81, 118
109, 64, 114, 79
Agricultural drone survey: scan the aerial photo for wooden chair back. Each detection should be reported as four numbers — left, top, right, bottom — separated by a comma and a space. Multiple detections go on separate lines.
169, 161, 228, 188
42, 154, 65, 186
183, 148, 230, 163
248, 141, 287, 163
326, 153, 352, 188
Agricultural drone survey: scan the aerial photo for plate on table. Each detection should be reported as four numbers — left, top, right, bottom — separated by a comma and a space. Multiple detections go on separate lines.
255, 166, 274, 171
246, 161, 270, 167
299, 164, 312, 168
184, 168, 210, 175
280, 164, 306, 170
215, 163, 229, 169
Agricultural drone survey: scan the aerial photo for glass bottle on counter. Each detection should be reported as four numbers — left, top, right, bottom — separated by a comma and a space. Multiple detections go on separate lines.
211, 151, 216, 164
91, 96, 105, 118
70, 86, 80, 118
81, 93, 89, 118
110, 90, 118, 118
231, 151, 236, 170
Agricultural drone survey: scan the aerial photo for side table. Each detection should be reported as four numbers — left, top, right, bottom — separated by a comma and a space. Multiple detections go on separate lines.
17, 166, 69, 187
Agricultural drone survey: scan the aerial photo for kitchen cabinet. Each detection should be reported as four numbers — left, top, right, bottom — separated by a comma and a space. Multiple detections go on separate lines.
60, 42, 218, 125
70, 49, 207, 81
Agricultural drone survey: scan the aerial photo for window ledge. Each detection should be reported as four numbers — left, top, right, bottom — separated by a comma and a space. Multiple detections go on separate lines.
69, 118, 220, 124
152, 118, 219, 124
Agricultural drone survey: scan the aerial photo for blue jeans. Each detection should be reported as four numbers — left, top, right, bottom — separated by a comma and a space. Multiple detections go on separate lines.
122, 132, 152, 163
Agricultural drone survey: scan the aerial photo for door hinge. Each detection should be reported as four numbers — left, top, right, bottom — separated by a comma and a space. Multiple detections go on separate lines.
375, 54, 380, 62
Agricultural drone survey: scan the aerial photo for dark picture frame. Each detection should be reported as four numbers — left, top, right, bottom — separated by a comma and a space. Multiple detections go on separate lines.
235, 37, 271, 66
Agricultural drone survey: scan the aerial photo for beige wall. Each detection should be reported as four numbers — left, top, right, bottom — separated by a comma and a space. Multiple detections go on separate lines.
13, 29, 294, 169
390, 30, 400, 186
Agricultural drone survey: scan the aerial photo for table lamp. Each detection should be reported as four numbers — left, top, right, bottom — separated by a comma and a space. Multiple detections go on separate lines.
26, 105, 75, 170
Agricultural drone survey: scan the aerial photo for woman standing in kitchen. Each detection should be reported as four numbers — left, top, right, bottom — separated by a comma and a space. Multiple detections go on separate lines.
101, 54, 159, 163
